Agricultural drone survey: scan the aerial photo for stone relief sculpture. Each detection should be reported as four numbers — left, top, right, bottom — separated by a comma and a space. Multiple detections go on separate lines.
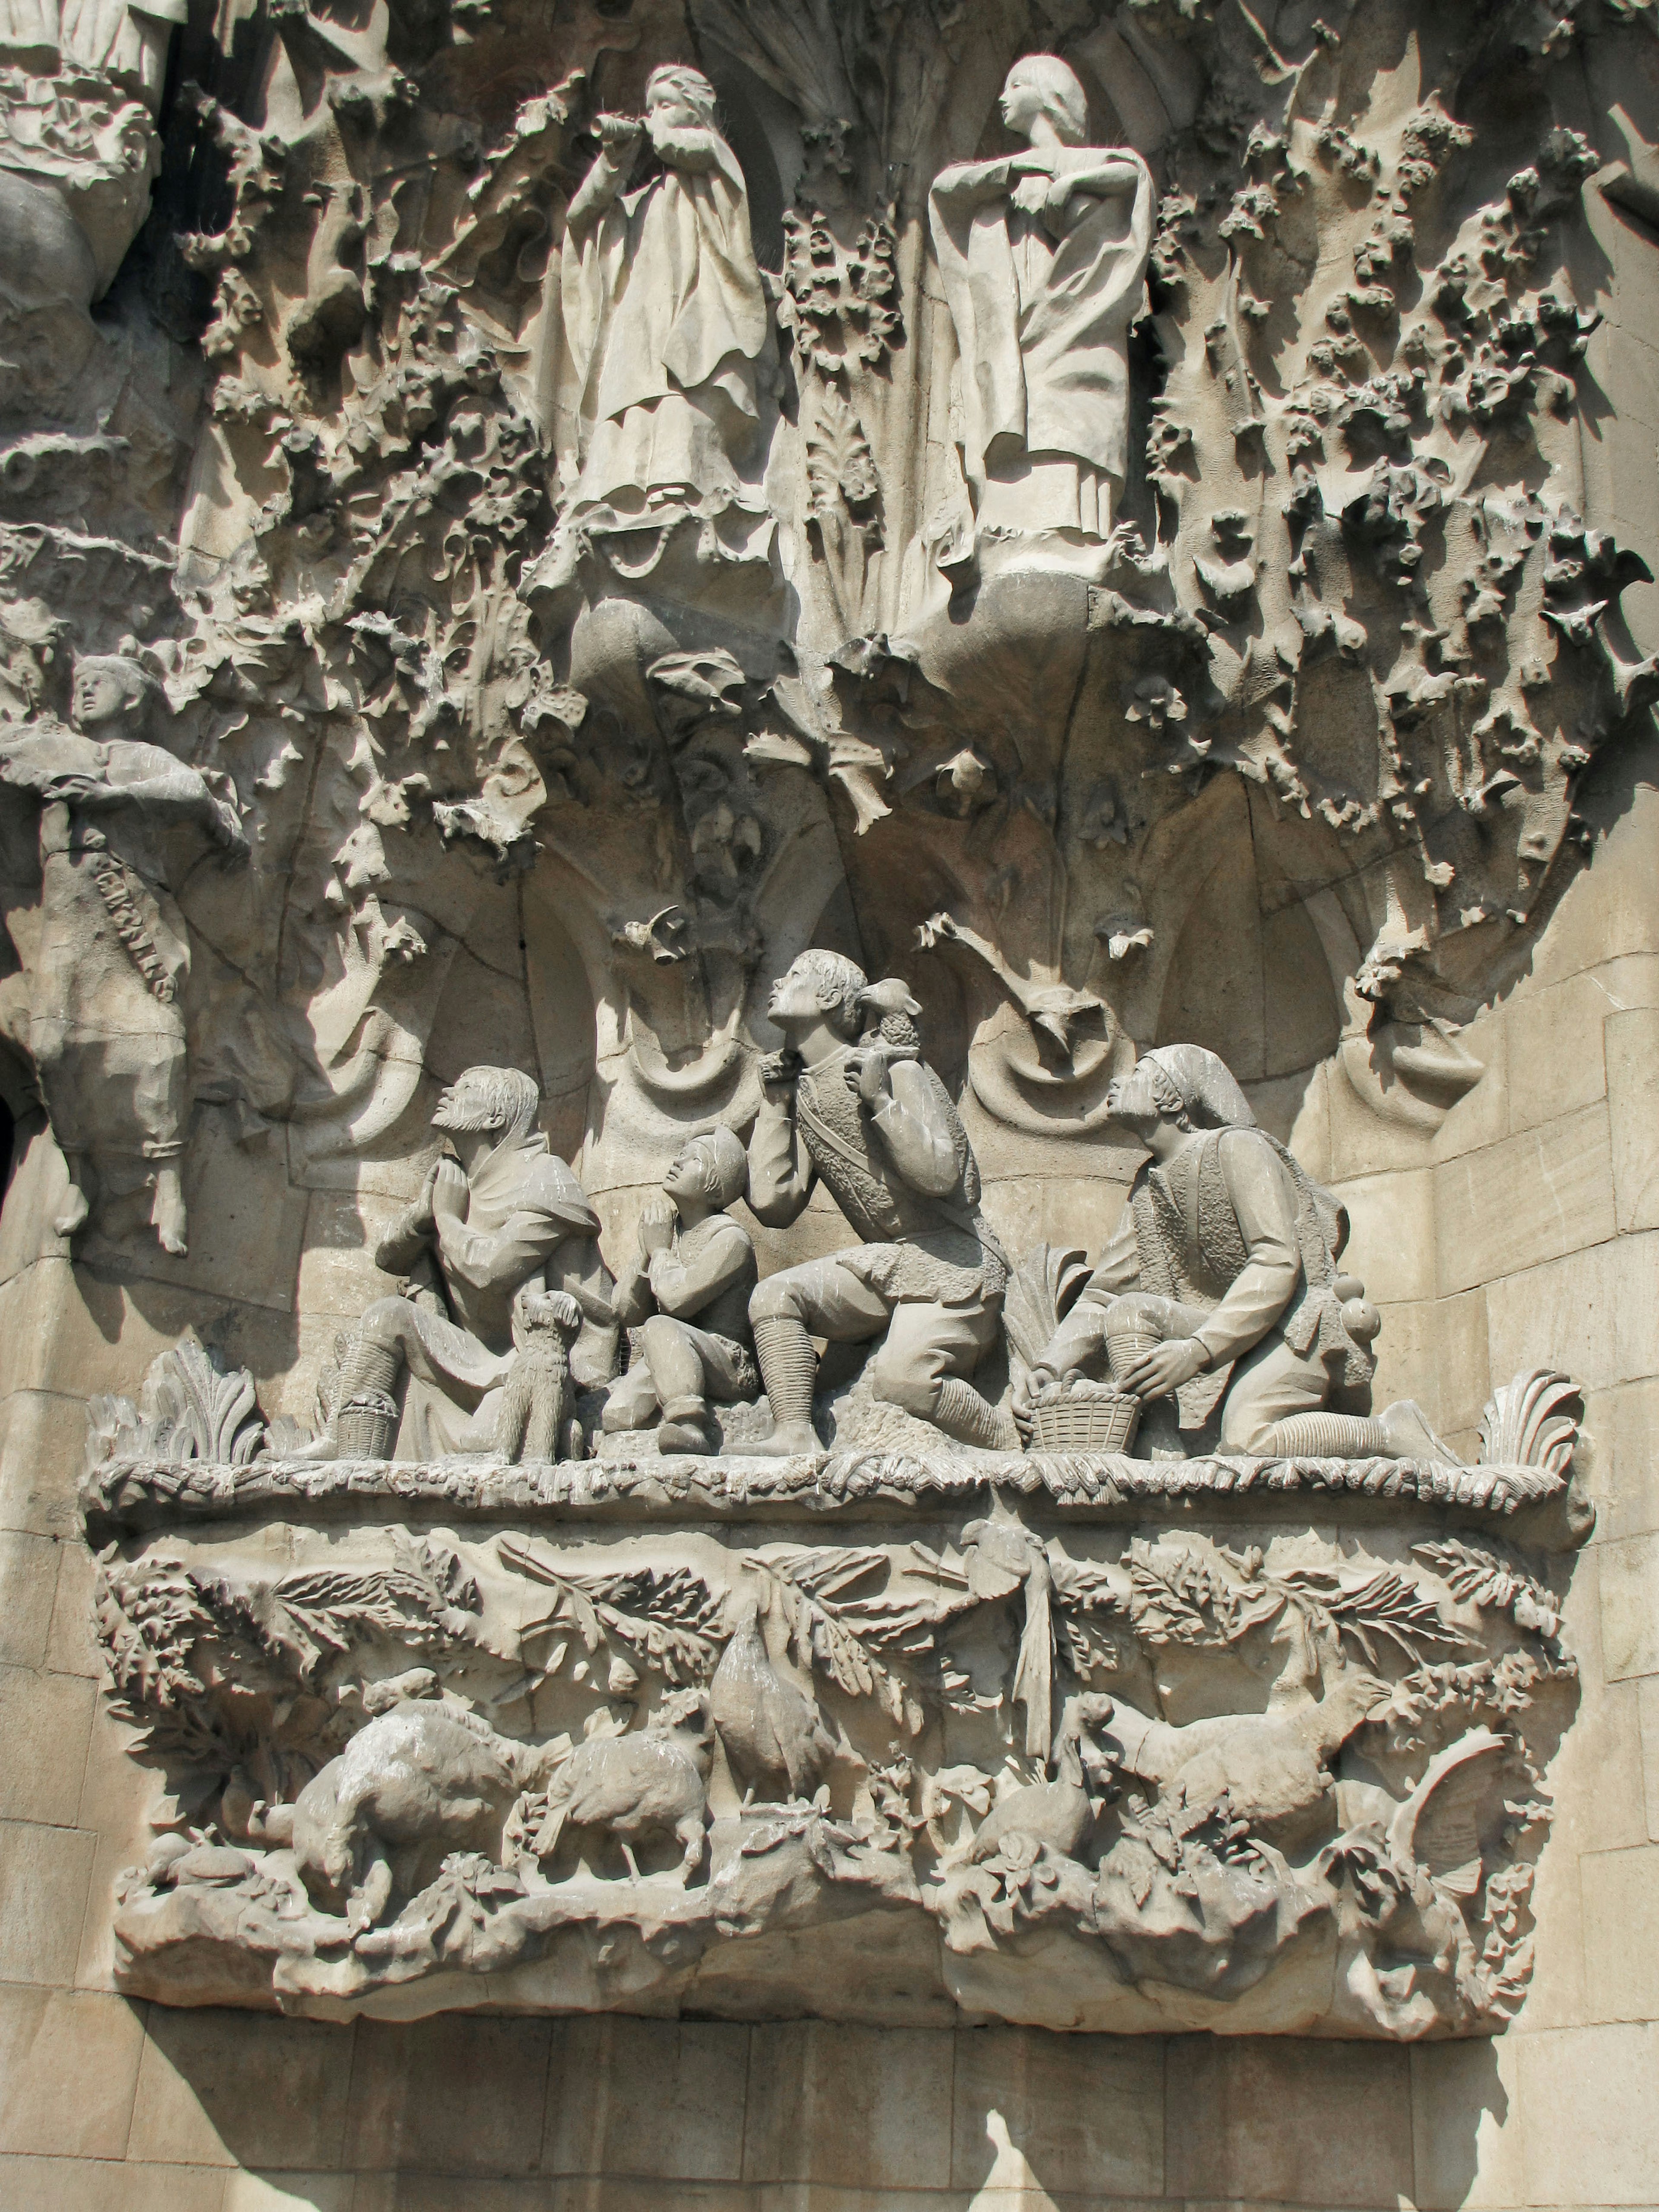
0, 0, 184, 414
0, 0, 1637, 2050
738, 952, 1016, 1455
928, 54, 1155, 581
85, 1458, 1579, 2036
0, 653, 246, 1251
1014, 1044, 1428, 1462
306, 1068, 616, 1459
601, 1125, 757, 1454
550, 62, 772, 573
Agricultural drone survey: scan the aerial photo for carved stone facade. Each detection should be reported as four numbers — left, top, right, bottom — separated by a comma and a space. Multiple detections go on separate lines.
3, 0, 1659, 2200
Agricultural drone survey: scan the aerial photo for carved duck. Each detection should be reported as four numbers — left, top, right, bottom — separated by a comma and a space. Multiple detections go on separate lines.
710, 1596, 836, 1804
965, 1694, 1117, 1866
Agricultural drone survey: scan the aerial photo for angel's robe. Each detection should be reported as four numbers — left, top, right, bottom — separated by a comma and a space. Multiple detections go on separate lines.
929, 143, 1154, 539
556, 124, 769, 523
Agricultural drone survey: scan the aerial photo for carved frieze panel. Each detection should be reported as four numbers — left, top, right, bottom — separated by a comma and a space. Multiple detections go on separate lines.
91, 1469, 1577, 2036
83, 1331, 1584, 2036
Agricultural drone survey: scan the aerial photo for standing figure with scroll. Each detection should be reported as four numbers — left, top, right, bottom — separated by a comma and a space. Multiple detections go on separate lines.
928, 54, 1154, 578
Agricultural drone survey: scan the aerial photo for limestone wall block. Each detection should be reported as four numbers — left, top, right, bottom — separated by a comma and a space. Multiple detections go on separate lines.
0, 1819, 97, 1985
1243, 1061, 1333, 1184
1529, 782, 1659, 991
1163, 2037, 1414, 2207
0, 1531, 61, 1669
0, 1390, 106, 1539
1599, 1531, 1659, 1683
947, 2028, 1164, 2198
0, 2153, 229, 2210
1326, 1058, 1437, 1184
740, 2024, 954, 2191
1640, 1678, 1659, 1843
1408, 2037, 1524, 2212
0, 1663, 95, 1829
225, 2176, 356, 2212
128, 2012, 354, 2174
1506, 975, 1612, 1136
1607, 1005, 1659, 1233
341, 2018, 553, 2178
1330, 1168, 1436, 1304
0, 1985, 145, 2161
1434, 1105, 1616, 1297
1485, 1233, 1659, 1395
1580, 1841, 1659, 2024
1576, 1379, 1659, 1542
293, 1189, 411, 1322
544, 2020, 748, 2184
1364, 1290, 1491, 1437
1513, 2021, 1659, 2206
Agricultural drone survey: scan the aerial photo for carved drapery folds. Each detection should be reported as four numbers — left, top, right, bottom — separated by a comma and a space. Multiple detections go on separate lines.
0, 0, 1645, 2034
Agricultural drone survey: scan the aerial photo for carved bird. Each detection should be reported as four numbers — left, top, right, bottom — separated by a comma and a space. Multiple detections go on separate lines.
965, 1693, 1118, 1866
533, 1690, 713, 1883
1320, 1728, 1513, 2007
1098, 1665, 1389, 1852
1386, 1727, 1510, 1899
710, 1596, 836, 1805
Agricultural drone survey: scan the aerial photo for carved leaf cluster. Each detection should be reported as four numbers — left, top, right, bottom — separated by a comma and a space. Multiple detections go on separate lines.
500, 1536, 725, 1687
1414, 1538, 1564, 1643
748, 1546, 973, 1733
86, 1345, 267, 1474
94, 1538, 480, 1707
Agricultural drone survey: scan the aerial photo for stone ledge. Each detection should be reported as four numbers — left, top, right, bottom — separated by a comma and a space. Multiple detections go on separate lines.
79, 1448, 1570, 1535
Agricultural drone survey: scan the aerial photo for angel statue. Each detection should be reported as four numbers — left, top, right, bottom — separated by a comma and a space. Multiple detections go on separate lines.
928, 53, 1154, 580
553, 64, 770, 550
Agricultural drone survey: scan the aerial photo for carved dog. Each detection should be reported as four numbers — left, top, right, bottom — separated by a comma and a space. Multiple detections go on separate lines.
495, 1287, 582, 1463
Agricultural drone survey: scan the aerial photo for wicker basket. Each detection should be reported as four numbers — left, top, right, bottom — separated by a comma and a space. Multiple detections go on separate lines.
1029, 1376, 1140, 1455
337, 1386, 397, 1460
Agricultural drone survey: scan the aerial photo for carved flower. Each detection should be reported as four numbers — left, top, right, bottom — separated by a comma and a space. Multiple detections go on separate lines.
1123, 675, 1188, 735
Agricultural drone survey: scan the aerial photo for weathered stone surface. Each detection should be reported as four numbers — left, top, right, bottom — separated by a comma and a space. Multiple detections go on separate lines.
0, 0, 1656, 2195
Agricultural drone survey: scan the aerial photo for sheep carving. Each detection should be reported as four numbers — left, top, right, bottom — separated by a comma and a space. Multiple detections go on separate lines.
532, 1689, 712, 1882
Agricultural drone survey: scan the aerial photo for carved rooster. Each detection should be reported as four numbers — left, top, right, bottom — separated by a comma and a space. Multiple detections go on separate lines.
1098, 1663, 1389, 1852
965, 1693, 1118, 1866
710, 1595, 836, 1804
532, 1690, 713, 1883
